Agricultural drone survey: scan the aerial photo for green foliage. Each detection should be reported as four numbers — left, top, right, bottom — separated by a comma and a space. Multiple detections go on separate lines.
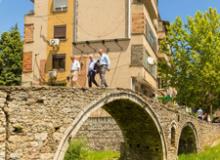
158, 95, 173, 104
159, 8, 220, 111
179, 144, 220, 160
0, 25, 23, 86
64, 139, 120, 160
87, 150, 119, 160
64, 139, 89, 160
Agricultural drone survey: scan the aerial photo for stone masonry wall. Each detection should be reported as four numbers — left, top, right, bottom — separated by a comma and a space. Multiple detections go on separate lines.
0, 87, 112, 160
0, 87, 220, 160
76, 117, 123, 151
0, 91, 6, 160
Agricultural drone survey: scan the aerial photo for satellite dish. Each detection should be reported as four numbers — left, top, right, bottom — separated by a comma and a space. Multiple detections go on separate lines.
147, 57, 154, 65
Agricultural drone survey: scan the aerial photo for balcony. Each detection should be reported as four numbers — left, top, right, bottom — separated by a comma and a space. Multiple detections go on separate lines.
133, 0, 158, 21
131, 44, 157, 79
132, 4, 158, 53
145, 0, 158, 20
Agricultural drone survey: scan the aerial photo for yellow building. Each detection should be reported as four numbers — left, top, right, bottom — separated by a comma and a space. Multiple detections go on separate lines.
23, 0, 74, 86
22, 0, 167, 97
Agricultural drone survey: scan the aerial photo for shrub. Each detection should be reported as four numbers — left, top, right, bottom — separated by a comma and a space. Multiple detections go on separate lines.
64, 139, 89, 160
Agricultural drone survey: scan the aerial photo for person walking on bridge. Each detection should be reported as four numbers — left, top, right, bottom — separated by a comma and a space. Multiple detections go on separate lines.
70, 56, 81, 87
98, 49, 110, 88
88, 55, 99, 88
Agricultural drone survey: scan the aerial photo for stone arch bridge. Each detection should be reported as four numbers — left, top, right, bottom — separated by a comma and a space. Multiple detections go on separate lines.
0, 87, 220, 160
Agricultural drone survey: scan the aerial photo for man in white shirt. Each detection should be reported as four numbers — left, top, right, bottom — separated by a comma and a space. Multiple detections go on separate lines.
88, 55, 99, 87
98, 49, 110, 88
197, 108, 203, 120
70, 56, 80, 87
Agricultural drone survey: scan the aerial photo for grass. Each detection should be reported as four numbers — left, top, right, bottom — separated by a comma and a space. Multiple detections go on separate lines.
87, 150, 120, 160
64, 139, 120, 160
179, 144, 220, 160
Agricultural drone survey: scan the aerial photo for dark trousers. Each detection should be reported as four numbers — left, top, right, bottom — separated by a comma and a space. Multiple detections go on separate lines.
88, 70, 99, 87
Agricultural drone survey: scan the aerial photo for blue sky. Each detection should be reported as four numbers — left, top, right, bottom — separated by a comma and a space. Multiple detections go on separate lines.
159, 0, 220, 22
0, 0, 33, 36
0, 0, 220, 35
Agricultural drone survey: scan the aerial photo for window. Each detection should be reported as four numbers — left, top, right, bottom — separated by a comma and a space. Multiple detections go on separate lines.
52, 54, 66, 71
54, 25, 66, 39
53, 0, 67, 12
24, 24, 34, 43
146, 22, 157, 53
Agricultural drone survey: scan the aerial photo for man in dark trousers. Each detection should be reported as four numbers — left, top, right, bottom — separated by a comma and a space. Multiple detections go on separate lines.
88, 54, 99, 87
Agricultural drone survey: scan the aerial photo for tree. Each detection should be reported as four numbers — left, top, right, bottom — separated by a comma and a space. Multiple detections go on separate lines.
159, 8, 220, 113
0, 25, 23, 86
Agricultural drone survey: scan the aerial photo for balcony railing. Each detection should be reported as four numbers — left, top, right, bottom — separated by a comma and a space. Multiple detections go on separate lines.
145, 21, 158, 53
132, 3, 158, 53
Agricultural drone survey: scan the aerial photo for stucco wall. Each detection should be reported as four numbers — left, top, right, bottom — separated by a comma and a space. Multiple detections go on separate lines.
22, 0, 49, 85
75, 0, 130, 42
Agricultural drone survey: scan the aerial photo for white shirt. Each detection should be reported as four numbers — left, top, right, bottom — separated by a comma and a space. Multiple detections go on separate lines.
197, 108, 203, 118
71, 60, 80, 71
100, 53, 110, 68
88, 60, 96, 71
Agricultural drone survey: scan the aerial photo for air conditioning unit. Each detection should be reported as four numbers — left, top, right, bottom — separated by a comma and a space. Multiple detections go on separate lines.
54, 5, 67, 12
48, 69, 57, 79
49, 39, 60, 46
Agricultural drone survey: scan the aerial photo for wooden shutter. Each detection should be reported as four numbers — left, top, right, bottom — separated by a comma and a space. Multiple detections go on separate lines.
54, 25, 66, 39
24, 24, 34, 43
23, 52, 32, 73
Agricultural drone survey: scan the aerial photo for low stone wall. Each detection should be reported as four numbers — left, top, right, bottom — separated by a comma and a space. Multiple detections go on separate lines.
198, 122, 220, 150
0, 110, 5, 160
0, 91, 6, 160
76, 117, 123, 151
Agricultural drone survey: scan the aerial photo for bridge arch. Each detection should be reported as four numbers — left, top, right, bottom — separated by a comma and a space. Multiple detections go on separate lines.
178, 122, 198, 155
53, 91, 167, 160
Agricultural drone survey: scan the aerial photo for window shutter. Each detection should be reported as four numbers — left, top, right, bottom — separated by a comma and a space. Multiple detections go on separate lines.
53, 0, 67, 11
54, 25, 66, 39
23, 52, 32, 73
24, 24, 34, 43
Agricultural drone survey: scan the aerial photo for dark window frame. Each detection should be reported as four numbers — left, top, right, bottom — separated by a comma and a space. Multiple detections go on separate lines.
52, 54, 66, 71
145, 22, 158, 53
54, 25, 67, 40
